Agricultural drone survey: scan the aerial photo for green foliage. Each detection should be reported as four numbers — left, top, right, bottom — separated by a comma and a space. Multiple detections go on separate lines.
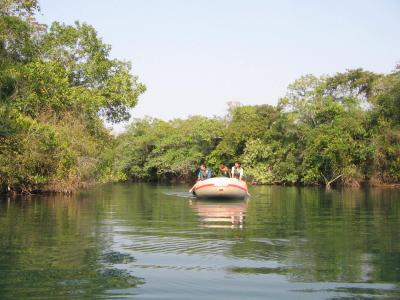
302, 123, 354, 185
115, 116, 225, 181
367, 70, 400, 183
325, 68, 379, 103
242, 139, 275, 184
0, 114, 61, 192
40, 21, 146, 123
1, 1, 399, 191
371, 126, 400, 183
117, 67, 400, 187
0, 1, 144, 193
216, 104, 280, 160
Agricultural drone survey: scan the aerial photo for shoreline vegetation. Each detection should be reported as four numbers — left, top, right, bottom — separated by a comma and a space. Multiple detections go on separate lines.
1, 1, 400, 195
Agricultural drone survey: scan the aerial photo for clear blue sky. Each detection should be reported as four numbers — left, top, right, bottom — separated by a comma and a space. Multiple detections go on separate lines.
37, 0, 400, 130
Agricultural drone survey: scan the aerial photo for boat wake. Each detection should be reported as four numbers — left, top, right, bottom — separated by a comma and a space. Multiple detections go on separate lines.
163, 191, 195, 198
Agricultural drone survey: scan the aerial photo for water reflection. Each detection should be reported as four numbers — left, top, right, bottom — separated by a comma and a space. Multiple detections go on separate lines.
1, 184, 400, 300
189, 198, 248, 229
0, 194, 143, 299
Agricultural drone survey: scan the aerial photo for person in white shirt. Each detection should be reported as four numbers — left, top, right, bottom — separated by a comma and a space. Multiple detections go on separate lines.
231, 161, 244, 180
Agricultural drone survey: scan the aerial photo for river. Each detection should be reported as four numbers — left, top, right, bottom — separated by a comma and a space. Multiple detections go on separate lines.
0, 183, 399, 299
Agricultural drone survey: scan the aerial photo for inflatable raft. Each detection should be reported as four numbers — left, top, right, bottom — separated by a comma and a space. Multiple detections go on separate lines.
190, 177, 249, 199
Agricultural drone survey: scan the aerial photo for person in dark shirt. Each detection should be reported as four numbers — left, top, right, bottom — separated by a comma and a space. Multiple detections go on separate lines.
218, 163, 230, 177
197, 163, 212, 181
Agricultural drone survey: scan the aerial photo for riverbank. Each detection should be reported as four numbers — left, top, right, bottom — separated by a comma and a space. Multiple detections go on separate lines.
3, 177, 400, 196
2, 2, 399, 197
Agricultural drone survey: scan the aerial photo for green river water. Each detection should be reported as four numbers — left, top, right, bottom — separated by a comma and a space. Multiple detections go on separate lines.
0, 183, 399, 299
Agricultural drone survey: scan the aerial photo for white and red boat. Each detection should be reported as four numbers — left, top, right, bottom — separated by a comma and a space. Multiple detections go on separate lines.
190, 177, 249, 199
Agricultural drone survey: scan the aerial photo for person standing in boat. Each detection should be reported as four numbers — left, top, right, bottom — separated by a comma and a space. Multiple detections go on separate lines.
231, 161, 244, 180
197, 163, 212, 181
218, 163, 230, 177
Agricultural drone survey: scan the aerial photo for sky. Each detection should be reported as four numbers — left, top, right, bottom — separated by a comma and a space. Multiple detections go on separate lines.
37, 0, 400, 131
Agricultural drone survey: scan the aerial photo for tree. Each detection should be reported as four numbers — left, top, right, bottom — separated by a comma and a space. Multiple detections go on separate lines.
368, 70, 400, 183
0, 1, 145, 193
215, 104, 280, 160
116, 116, 225, 181
325, 68, 380, 105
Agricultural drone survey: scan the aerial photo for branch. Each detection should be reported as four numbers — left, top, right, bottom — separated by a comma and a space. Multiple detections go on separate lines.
327, 173, 343, 186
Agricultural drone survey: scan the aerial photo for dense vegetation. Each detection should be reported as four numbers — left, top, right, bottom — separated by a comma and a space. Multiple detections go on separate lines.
1, 1, 399, 193
117, 69, 400, 188
0, 0, 145, 193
